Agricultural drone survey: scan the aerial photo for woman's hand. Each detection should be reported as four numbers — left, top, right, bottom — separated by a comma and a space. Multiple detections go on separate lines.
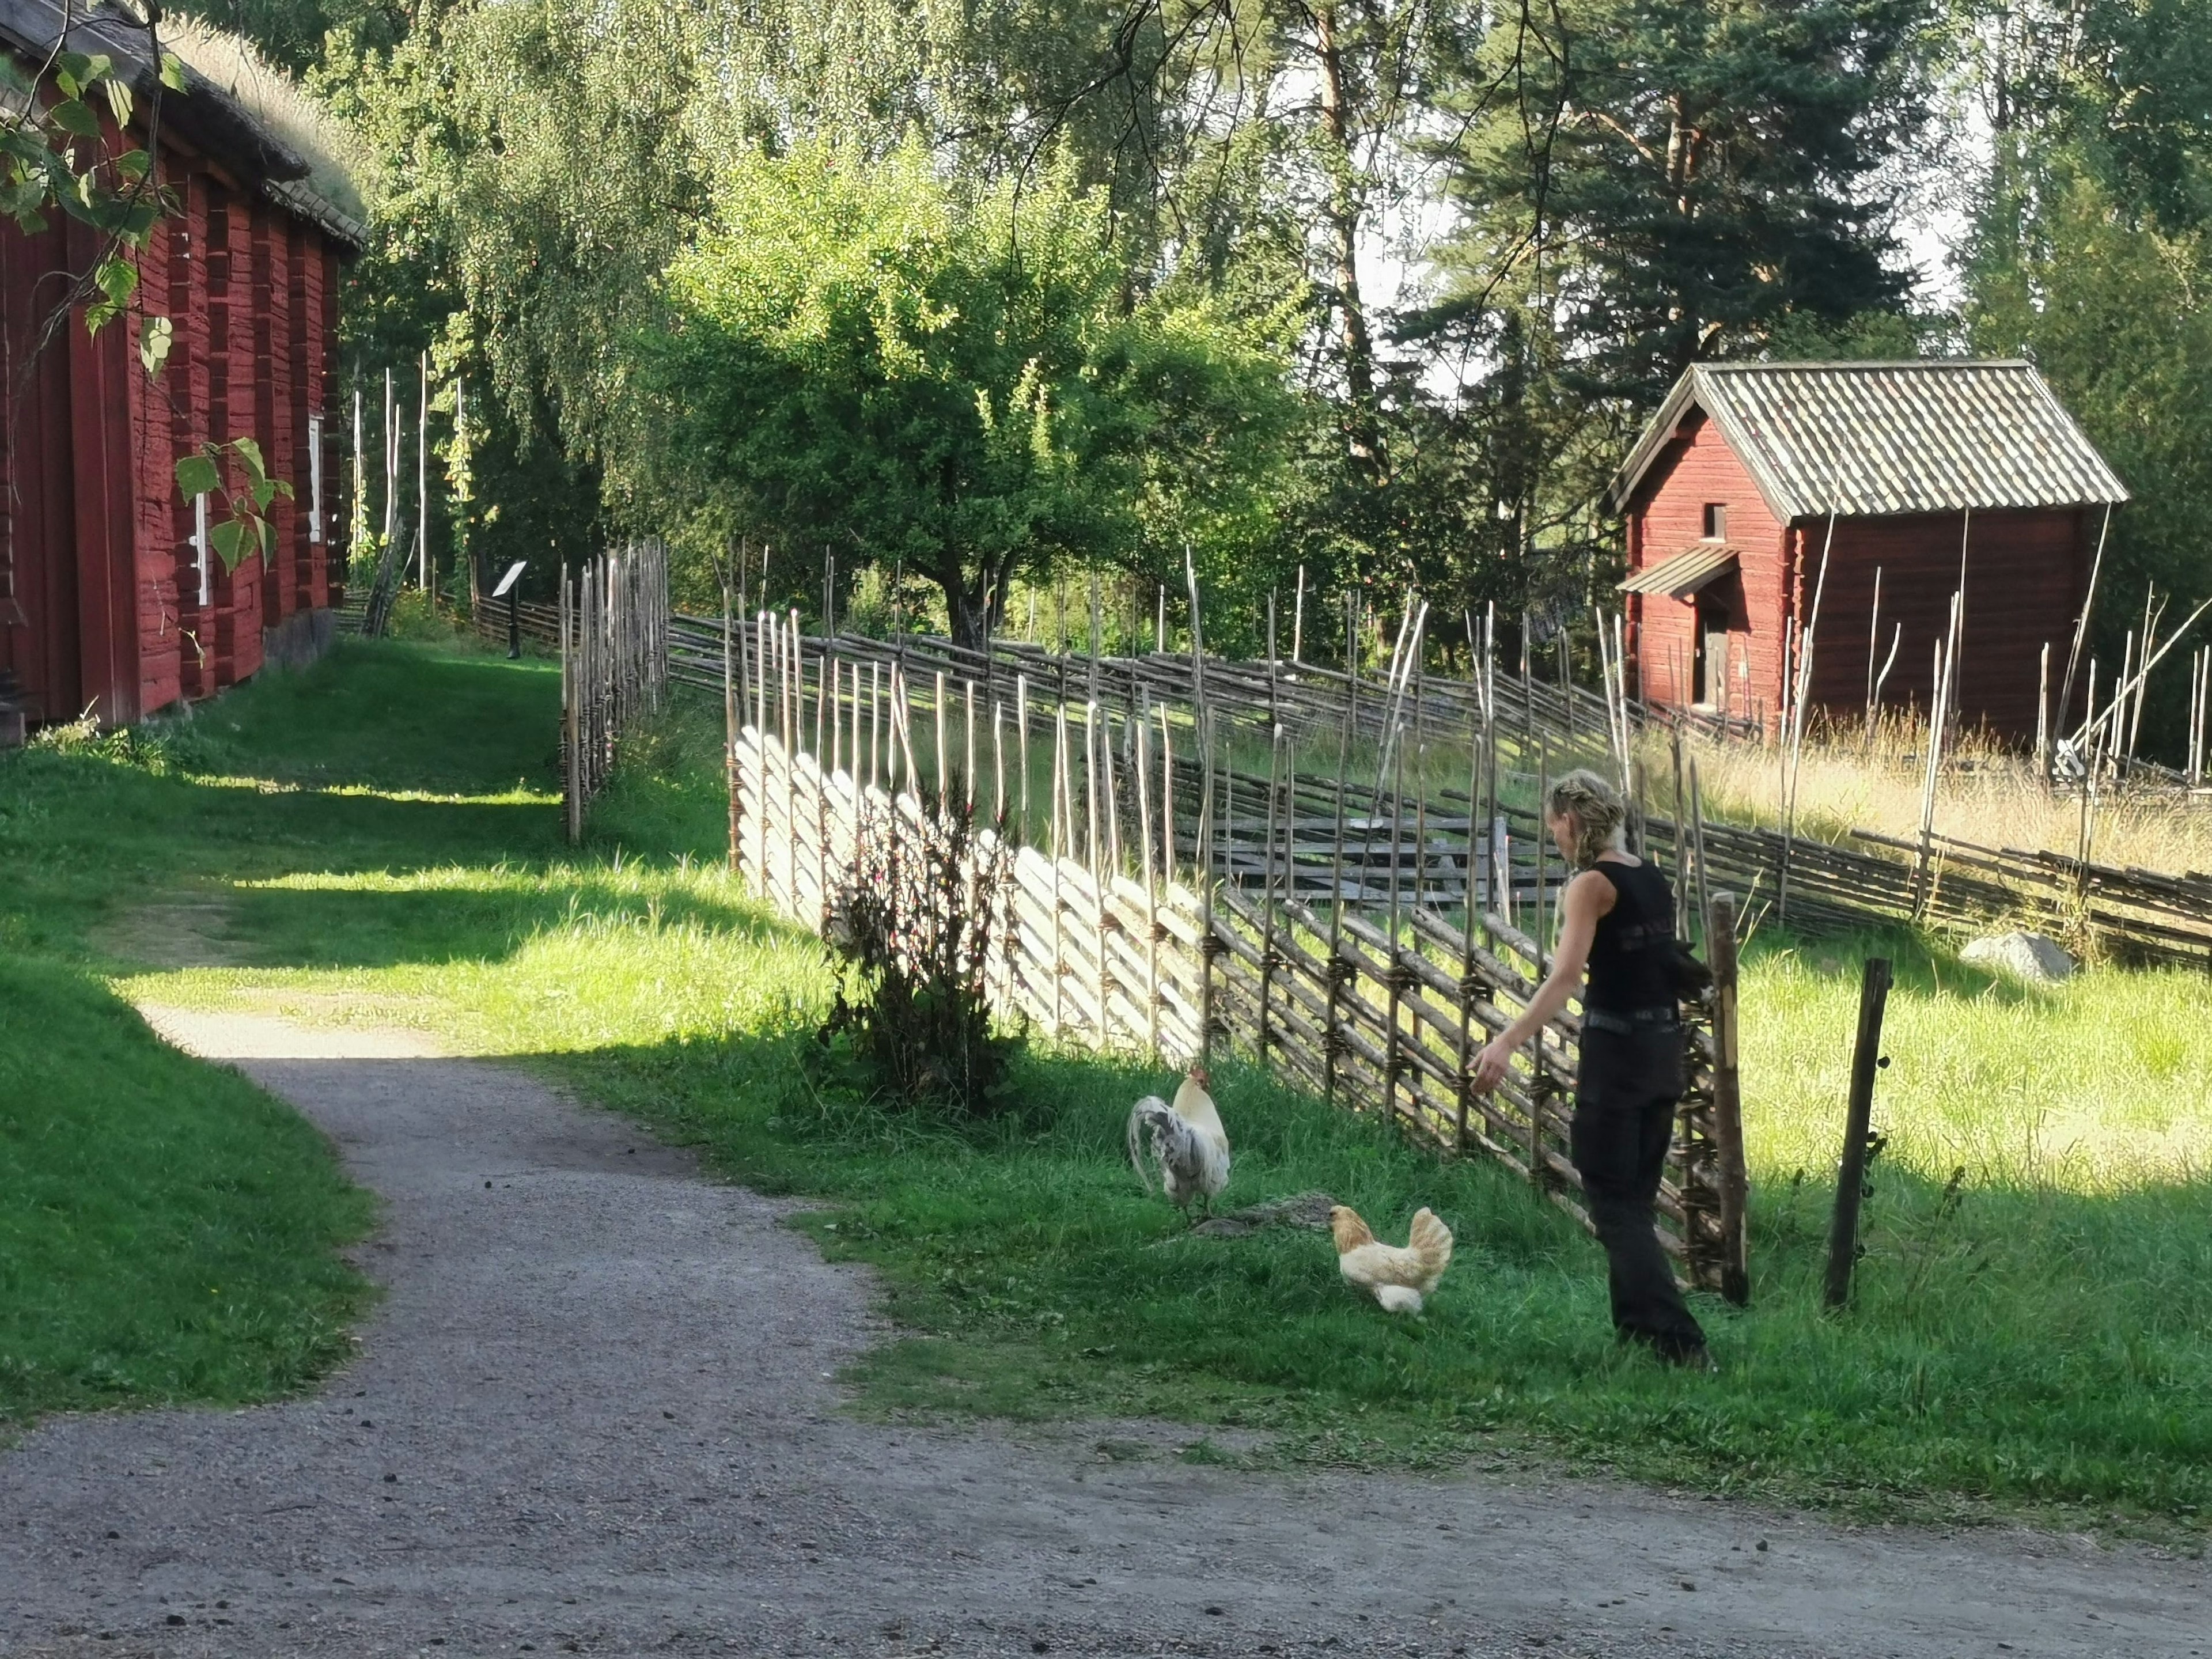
1471, 1035, 1517, 1093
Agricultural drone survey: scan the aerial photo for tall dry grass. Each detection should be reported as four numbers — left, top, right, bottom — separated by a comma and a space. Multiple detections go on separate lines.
1671, 711, 2212, 876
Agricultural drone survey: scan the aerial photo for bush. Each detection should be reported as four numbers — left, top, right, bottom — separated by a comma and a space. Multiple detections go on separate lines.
818, 788, 1020, 1114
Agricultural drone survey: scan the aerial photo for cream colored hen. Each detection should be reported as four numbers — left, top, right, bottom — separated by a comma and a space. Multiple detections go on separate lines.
1330, 1205, 1453, 1314
1126, 1063, 1230, 1218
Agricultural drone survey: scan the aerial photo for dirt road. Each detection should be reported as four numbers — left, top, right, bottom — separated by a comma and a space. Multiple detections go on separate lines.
2, 1008, 2203, 1658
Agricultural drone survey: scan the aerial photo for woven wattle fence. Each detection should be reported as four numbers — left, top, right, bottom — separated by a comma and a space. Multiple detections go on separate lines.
557, 540, 670, 842
726, 613, 1751, 1302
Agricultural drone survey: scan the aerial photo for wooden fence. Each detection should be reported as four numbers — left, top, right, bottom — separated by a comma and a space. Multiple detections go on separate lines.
726, 613, 1751, 1301
559, 541, 669, 842
678, 615, 2212, 969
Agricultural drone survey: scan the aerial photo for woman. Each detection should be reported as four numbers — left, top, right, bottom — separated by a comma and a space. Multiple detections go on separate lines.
1471, 769, 1711, 1368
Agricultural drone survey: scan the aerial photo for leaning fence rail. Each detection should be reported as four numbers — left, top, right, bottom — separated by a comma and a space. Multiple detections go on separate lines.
726, 614, 1752, 1300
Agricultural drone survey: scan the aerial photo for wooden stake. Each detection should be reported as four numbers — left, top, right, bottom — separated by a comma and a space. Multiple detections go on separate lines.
1825, 956, 1893, 1310
724, 579, 738, 874
1707, 889, 1748, 1306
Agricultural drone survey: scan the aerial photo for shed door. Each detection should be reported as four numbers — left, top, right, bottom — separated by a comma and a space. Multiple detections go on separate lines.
1693, 594, 1730, 709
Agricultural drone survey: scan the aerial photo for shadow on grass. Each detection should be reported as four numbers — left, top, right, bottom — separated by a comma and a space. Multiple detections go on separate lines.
517, 1007, 2212, 1527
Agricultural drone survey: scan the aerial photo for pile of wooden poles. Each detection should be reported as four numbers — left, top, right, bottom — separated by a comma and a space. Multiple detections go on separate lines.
559, 540, 669, 842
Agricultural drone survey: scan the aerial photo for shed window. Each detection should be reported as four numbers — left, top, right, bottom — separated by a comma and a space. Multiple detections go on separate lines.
307, 414, 324, 544
1702, 502, 1727, 540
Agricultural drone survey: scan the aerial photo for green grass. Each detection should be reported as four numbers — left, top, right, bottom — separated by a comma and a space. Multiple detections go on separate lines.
0, 961, 376, 1429
6, 637, 2210, 1540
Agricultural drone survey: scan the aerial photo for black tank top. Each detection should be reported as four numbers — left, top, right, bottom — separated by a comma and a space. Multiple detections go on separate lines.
1584, 860, 1677, 1014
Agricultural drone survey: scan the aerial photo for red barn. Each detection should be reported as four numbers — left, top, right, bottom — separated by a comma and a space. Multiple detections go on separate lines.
1607, 361, 2129, 740
0, 1, 359, 736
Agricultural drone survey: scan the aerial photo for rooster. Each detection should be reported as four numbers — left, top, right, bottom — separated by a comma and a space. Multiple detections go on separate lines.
1330, 1205, 1453, 1315
1126, 1062, 1230, 1219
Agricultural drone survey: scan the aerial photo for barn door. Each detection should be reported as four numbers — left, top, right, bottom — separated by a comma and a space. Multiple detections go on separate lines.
1694, 594, 1730, 709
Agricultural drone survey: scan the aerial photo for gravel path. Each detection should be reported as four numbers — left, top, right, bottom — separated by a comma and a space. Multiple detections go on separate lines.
3, 1009, 2204, 1659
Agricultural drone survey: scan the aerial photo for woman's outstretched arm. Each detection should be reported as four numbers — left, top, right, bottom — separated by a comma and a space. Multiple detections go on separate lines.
1470, 868, 1612, 1092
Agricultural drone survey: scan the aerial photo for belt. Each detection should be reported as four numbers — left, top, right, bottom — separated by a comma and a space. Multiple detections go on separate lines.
1582, 1006, 1680, 1035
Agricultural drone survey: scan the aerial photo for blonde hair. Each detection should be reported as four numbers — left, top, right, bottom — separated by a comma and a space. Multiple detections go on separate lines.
1546, 769, 1626, 869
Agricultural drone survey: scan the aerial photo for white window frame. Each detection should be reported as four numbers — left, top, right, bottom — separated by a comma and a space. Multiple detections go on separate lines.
194, 492, 211, 607
307, 412, 324, 543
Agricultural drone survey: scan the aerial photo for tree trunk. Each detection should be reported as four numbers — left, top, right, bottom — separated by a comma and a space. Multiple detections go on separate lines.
944, 561, 993, 654
1315, 3, 1386, 478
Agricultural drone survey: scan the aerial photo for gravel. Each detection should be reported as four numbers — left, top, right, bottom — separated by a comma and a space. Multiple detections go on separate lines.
2, 1007, 2203, 1659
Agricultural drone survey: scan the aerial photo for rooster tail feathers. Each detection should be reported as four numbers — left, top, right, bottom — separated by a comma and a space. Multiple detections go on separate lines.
1126, 1096, 1172, 1192
1408, 1207, 1454, 1279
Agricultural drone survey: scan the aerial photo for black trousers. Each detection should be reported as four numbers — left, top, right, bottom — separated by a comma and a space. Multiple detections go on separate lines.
1570, 1025, 1707, 1359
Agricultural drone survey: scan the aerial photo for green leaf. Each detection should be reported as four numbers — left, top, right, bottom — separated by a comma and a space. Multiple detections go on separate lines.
50, 100, 101, 140
229, 437, 268, 482
174, 454, 221, 501
251, 478, 277, 512
112, 148, 150, 184
209, 517, 251, 571
160, 53, 186, 94
139, 315, 173, 378
94, 255, 137, 307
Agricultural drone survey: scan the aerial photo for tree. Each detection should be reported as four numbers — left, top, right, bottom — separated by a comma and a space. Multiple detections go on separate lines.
1430, 0, 1931, 405
640, 141, 1298, 648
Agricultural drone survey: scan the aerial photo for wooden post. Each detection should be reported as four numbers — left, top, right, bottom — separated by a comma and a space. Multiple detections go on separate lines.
1706, 890, 1748, 1305
1137, 698, 1161, 1059
1824, 956, 1893, 1309
1324, 596, 1356, 1104
1528, 743, 1550, 1184
1017, 674, 1031, 842
724, 580, 738, 874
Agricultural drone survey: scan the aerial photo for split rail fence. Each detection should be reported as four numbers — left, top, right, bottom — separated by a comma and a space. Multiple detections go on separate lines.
679, 616, 2212, 970
725, 612, 1751, 1301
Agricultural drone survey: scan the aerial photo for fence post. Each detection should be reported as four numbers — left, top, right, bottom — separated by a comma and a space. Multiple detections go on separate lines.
1824, 956, 1893, 1309
724, 582, 738, 875
1706, 891, 1749, 1306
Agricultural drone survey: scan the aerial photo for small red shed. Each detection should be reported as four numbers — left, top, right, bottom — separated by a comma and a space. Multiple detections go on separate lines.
0, 1, 359, 734
1607, 361, 2130, 740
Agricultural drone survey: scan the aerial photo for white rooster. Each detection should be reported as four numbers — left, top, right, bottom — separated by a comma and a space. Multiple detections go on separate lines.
1126, 1062, 1230, 1219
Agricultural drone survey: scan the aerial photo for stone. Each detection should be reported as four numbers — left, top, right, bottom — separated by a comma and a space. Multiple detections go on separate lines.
1960, 931, 2074, 983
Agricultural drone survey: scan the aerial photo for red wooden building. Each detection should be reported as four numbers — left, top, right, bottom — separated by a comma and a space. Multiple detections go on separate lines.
1607, 361, 2129, 739
0, 1, 359, 736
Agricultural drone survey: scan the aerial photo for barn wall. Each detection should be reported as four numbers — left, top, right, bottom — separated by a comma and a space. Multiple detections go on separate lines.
207, 180, 266, 689
128, 156, 183, 720
0, 141, 343, 733
1803, 508, 2085, 741
1626, 409, 1788, 726
0, 217, 82, 723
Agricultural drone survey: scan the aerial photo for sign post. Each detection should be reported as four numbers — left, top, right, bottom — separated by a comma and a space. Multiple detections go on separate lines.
493, 560, 528, 658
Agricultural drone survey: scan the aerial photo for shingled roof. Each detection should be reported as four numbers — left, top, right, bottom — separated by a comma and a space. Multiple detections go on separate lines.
1607, 360, 2130, 521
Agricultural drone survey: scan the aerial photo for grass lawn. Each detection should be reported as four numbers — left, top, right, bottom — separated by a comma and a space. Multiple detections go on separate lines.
5, 636, 2208, 1539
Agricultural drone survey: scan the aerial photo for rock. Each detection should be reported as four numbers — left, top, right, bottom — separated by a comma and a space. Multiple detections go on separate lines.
1189, 1191, 1336, 1239
1960, 931, 2074, 983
